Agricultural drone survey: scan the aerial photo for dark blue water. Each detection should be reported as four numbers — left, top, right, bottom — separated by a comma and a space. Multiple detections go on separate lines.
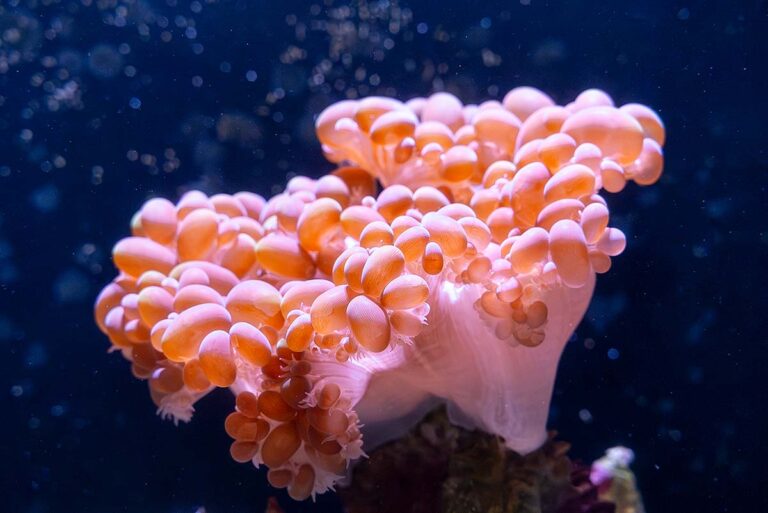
1, 1, 765, 512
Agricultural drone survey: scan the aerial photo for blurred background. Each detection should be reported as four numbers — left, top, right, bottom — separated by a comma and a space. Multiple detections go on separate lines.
0, 0, 765, 511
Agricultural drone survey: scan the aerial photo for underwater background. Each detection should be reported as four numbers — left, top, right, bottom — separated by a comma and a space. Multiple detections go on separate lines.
0, 0, 766, 511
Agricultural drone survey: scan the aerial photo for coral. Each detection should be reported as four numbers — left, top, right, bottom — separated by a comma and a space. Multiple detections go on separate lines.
591, 447, 646, 513
94, 87, 664, 499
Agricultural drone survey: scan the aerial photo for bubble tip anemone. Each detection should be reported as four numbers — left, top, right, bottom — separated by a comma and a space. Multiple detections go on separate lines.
94, 85, 665, 499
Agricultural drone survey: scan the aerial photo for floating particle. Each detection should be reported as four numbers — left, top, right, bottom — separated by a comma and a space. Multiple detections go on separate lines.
0, 10, 42, 69
57, 49, 84, 73
481, 48, 502, 67
30, 184, 60, 213
75, 242, 103, 270
687, 366, 703, 384
87, 44, 124, 79
53, 269, 90, 303
25, 342, 48, 368
52, 155, 66, 168
46, 80, 82, 112
0, 260, 18, 283
532, 38, 567, 66
0, 314, 12, 341
216, 113, 263, 148
273, 64, 307, 94
193, 139, 224, 173
686, 309, 716, 344
91, 165, 104, 185
587, 292, 628, 333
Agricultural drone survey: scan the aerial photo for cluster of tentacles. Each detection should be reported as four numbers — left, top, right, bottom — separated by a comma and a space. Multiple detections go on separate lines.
94, 86, 664, 500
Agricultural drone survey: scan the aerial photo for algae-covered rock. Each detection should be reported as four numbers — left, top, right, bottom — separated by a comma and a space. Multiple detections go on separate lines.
339, 407, 618, 513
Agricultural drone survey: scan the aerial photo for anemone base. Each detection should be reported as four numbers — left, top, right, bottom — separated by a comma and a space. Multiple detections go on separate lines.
337, 406, 615, 513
